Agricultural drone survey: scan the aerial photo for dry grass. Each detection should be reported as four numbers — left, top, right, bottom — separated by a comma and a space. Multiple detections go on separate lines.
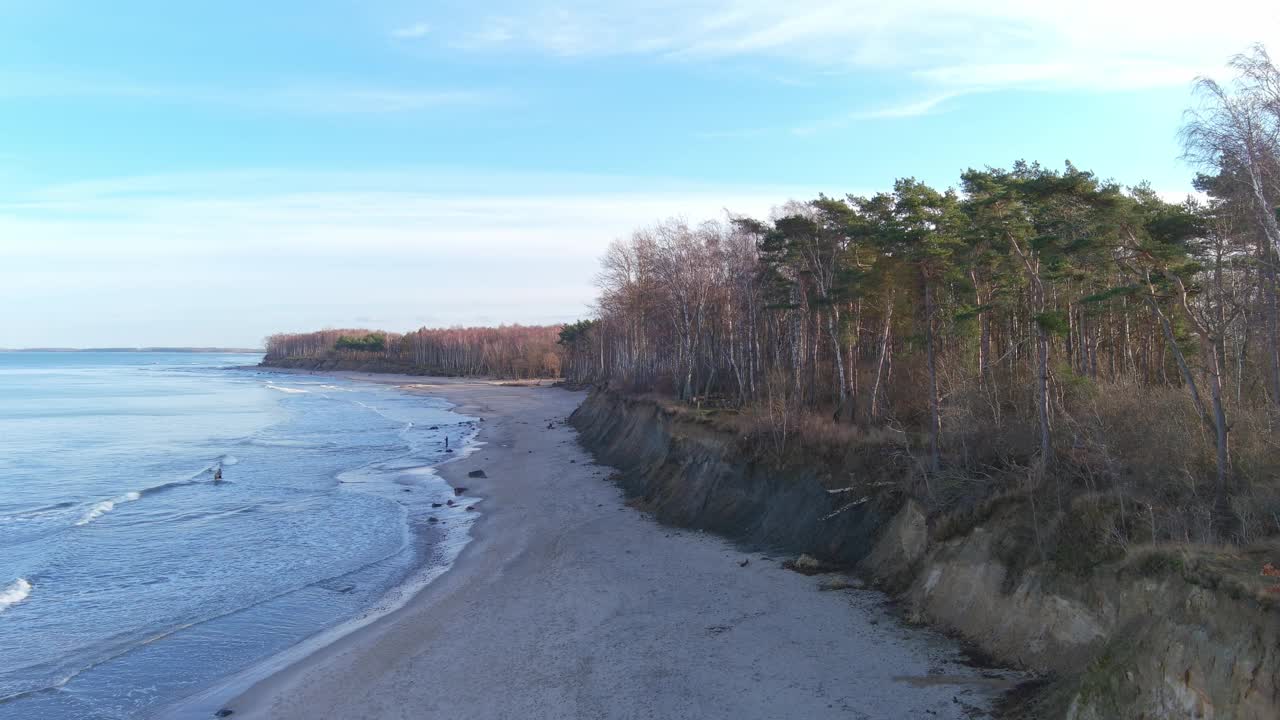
636, 369, 1280, 560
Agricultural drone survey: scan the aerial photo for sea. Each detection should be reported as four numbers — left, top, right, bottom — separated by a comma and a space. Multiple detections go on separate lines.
0, 352, 478, 719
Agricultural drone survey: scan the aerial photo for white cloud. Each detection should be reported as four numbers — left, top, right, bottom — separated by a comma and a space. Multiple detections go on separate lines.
790, 91, 964, 135
442, 1, 1280, 92
0, 170, 819, 345
391, 22, 431, 39
1, 172, 808, 261
853, 93, 960, 120
453, 18, 517, 49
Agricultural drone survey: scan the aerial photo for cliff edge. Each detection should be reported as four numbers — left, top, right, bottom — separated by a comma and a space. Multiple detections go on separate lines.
571, 390, 1280, 719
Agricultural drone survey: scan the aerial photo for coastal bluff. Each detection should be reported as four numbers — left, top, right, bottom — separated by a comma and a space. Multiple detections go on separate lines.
207, 378, 1013, 720
571, 390, 1280, 719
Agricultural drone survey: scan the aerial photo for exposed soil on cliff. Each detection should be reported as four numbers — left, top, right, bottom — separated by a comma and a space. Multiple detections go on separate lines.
571, 390, 1280, 719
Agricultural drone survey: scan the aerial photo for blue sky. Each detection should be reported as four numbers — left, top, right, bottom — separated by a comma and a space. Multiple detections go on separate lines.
2, 1, 1276, 347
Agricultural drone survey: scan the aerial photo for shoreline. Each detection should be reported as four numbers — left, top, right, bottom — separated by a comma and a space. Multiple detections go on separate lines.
191, 372, 1013, 720
154, 371, 488, 719
186, 373, 582, 719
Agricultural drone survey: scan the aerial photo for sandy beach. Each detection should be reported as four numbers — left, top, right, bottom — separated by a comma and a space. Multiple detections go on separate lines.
207, 375, 1010, 720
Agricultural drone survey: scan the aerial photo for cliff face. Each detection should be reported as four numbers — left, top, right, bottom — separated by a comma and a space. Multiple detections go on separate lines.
569, 391, 900, 563
571, 390, 1280, 720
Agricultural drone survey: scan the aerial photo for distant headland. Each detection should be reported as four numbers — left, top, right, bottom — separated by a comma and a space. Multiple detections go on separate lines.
0, 347, 264, 353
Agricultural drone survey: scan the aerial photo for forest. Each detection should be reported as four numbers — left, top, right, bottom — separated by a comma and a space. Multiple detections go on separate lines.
264, 325, 563, 379
263, 48, 1280, 549
558, 46, 1280, 547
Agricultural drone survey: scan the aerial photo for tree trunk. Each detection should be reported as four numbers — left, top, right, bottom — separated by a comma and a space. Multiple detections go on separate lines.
1035, 319, 1053, 464
1248, 158, 1280, 260
1263, 249, 1280, 408
924, 277, 941, 475
1147, 296, 1208, 419
826, 306, 851, 422
1206, 341, 1232, 532
1173, 275, 1233, 536
869, 291, 895, 423
971, 269, 990, 382
846, 301, 861, 423
1010, 234, 1053, 463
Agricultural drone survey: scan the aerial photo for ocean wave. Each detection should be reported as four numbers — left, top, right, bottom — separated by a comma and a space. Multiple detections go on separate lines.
265, 384, 309, 394
72, 457, 234, 527
0, 578, 32, 612
75, 491, 142, 526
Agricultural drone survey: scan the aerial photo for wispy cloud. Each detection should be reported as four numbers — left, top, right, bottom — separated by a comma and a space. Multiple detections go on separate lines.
0, 70, 507, 114
705, 91, 963, 139
391, 22, 431, 39
449, 18, 517, 50
436, 1, 1280, 92
1, 169, 819, 345
1, 169, 818, 260
789, 91, 962, 135
851, 92, 963, 120
913, 60, 1204, 93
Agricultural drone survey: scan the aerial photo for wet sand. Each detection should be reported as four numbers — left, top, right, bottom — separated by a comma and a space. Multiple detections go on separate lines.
209, 376, 1010, 720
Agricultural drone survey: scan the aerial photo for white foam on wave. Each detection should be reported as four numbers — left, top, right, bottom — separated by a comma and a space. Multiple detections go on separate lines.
0, 578, 32, 612
265, 384, 309, 394
75, 491, 142, 526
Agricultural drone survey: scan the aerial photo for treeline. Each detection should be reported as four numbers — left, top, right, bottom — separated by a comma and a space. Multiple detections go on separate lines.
264, 325, 563, 378
560, 46, 1280, 544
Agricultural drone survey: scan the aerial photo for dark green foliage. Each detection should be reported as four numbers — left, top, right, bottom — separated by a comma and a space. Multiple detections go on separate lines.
335, 333, 386, 352
556, 47, 1280, 557
558, 319, 595, 347
1034, 310, 1071, 336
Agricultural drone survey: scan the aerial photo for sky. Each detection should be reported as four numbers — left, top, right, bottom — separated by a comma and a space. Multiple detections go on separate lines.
2, 1, 1278, 348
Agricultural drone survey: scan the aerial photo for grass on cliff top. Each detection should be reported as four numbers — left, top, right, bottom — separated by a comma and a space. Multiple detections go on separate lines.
621, 388, 1280, 593
1149, 543, 1280, 607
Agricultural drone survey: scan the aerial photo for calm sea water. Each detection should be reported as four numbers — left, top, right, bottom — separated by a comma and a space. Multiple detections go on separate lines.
0, 352, 477, 719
